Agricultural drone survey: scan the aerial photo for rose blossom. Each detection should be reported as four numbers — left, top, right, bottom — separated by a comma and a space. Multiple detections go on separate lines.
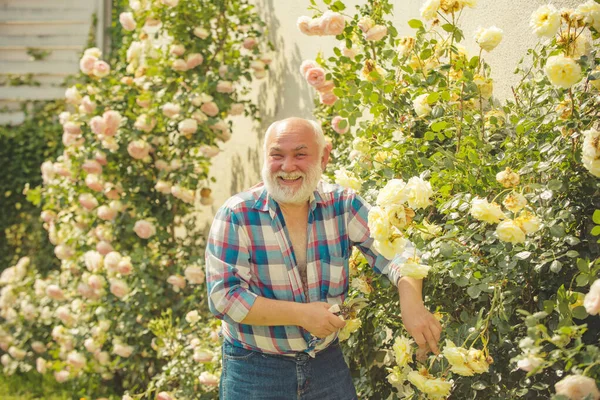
167, 274, 186, 289
88, 275, 106, 290
162, 103, 180, 118
304, 67, 326, 87
79, 54, 97, 74
65, 86, 82, 104
117, 258, 133, 275
315, 80, 335, 93
199, 145, 220, 158
496, 220, 526, 244
103, 110, 122, 136
178, 119, 198, 136
62, 132, 83, 148
63, 121, 81, 135
184, 266, 205, 284
358, 16, 375, 33
530, 4, 560, 37
242, 37, 257, 49
331, 116, 349, 134
46, 284, 65, 300
555, 375, 600, 400
133, 220, 156, 239
134, 114, 156, 132
319, 91, 338, 106
299, 60, 318, 75
104, 251, 122, 271
319, 11, 345, 35
216, 81, 234, 93
365, 25, 388, 41
83, 159, 102, 174
200, 101, 219, 117
250, 60, 266, 72
157, 392, 174, 400
54, 244, 74, 260
97, 205, 117, 221
474, 26, 503, 52
470, 198, 506, 223
93, 61, 110, 78
584, 279, 600, 315
109, 279, 129, 298
119, 12, 136, 31
172, 59, 189, 71
186, 53, 204, 69
170, 44, 185, 56
80, 96, 96, 114
229, 103, 244, 116
79, 193, 99, 210
113, 342, 134, 358
41, 210, 56, 223
127, 140, 151, 160
155, 180, 172, 194
193, 27, 209, 39
55, 370, 70, 383
545, 55, 582, 89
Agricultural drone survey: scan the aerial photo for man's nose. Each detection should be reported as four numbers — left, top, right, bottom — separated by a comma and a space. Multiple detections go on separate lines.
281, 157, 296, 172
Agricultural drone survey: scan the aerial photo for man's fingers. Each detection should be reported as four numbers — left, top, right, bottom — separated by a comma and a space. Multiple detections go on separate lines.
423, 327, 440, 354
412, 332, 427, 349
330, 315, 346, 329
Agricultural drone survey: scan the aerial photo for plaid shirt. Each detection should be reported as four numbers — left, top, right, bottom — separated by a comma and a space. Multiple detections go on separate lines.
205, 181, 411, 356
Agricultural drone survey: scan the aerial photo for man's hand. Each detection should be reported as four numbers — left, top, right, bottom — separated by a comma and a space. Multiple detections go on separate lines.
299, 302, 346, 338
398, 276, 442, 355
401, 301, 442, 354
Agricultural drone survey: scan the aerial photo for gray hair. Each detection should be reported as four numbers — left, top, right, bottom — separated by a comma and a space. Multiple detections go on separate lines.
263, 118, 326, 155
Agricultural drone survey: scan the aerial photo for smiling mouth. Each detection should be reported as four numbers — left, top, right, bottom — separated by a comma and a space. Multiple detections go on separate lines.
278, 176, 302, 184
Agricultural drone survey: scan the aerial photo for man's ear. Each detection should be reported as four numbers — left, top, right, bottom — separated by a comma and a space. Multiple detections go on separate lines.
321, 142, 332, 169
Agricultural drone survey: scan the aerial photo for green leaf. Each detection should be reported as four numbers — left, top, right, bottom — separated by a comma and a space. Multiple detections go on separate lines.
332, 0, 346, 11
442, 24, 454, 33
548, 179, 562, 190
420, 48, 432, 60
594, 210, 600, 224
427, 92, 440, 104
408, 19, 423, 29
576, 273, 589, 287
577, 258, 590, 273
467, 286, 481, 299
572, 306, 588, 320
515, 251, 531, 260
592, 226, 600, 236
338, 119, 348, 129
566, 250, 579, 258
424, 131, 435, 141
431, 121, 447, 132
550, 260, 563, 273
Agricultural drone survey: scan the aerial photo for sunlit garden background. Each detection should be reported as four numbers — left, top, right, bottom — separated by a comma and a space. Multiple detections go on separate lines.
1, 0, 599, 399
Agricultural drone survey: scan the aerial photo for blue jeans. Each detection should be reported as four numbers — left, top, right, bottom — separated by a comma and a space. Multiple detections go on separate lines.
220, 340, 358, 400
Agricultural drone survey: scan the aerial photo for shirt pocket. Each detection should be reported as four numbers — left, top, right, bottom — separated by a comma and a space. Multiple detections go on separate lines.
321, 255, 348, 300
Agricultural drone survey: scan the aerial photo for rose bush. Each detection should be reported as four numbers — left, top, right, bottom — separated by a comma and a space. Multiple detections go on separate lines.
0, 0, 270, 398
300, 0, 600, 398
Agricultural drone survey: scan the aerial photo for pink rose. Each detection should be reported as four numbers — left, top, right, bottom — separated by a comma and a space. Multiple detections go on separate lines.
200, 101, 219, 117
162, 103, 180, 118
117, 259, 133, 275
584, 279, 600, 315
134, 220, 156, 239
86, 175, 104, 192
216, 81, 234, 93
319, 11, 345, 36
79, 194, 99, 210
261, 54, 273, 65
315, 80, 335, 93
167, 274, 186, 289
79, 54, 97, 74
41, 210, 56, 222
136, 98, 151, 108
341, 45, 358, 59
109, 279, 129, 298
184, 266, 205, 284
178, 119, 198, 135
305, 67, 326, 87
219, 65, 229, 78
93, 61, 111, 78
104, 251, 121, 271
157, 392, 174, 400
62, 133, 84, 148
105, 187, 121, 200
95, 151, 107, 165
297, 16, 311, 35
96, 241, 114, 255
250, 60, 265, 71
308, 18, 324, 36
54, 370, 70, 383
80, 96, 96, 114
161, 0, 179, 7
171, 185, 195, 204
97, 205, 117, 221
320, 91, 338, 106
199, 145, 220, 158
210, 120, 228, 132
36, 358, 47, 373
242, 37, 257, 49
172, 59, 189, 71
88, 275, 105, 290
193, 350, 213, 363
65, 87, 81, 104
127, 140, 151, 160
63, 121, 81, 135
170, 44, 185, 56
365, 25, 388, 41
193, 27, 209, 39
198, 372, 218, 386
134, 114, 156, 132
186, 53, 204, 69
332, 116, 349, 134
358, 16, 375, 33
46, 284, 65, 300
119, 12, 136, 31
300, 60, 318, 75
555, 375, 600, 400
103, 110, 122, 136
83, 159, 102, 174
155, 180, 172, 194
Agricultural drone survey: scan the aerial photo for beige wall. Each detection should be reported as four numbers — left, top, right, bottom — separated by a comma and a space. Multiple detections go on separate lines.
201, 0, 582, 226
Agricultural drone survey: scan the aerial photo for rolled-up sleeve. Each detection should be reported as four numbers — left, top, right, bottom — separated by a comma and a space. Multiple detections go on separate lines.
205, 206, 257, 324
346, 192, 419, 287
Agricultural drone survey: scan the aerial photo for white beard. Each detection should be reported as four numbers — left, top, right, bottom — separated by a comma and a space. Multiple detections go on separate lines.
262, 162, 323, 205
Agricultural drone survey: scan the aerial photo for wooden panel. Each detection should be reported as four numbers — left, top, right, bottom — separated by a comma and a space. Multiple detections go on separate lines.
0, 111, 25, 125
0, 86, 66, 101
0, 61, 78, 75
0, 9, 93, 21
0, 22, 89, 37
0, 0, 94, 10
0, 35, 86, 49
0, 49, 80, 62
0, 100, 23, 111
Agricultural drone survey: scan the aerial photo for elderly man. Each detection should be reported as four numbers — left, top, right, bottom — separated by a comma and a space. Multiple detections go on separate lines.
206, 117, 441, 399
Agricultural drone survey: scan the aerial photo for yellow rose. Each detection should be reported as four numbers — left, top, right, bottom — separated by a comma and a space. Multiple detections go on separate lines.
502, 192, 527, 213
544, 55, 582, 89
473, 74, 494, 99
466, 348, 489, 374
413, 94, 432, 117
514, 211, 542, 234
407, 370, 428, 392
474, 26, 503, 52
398, 36, 416, 57
368, 206, 391, 241
470, 198, 506, 224
555, 99, 573, 120
496, 167, 520, 188
405, 176, 434, 209
496, 220, 526, 244
530, 5, 561, 37
338, 318, 361, 341
393, 336, 415, 367
350, 276, 372, 295
443, 340, 474, 376
424, 377, 453, 398
421, 220, 442, 240
376, 179, 407, 207
387, 205, 414, 230
399, 257, 431, 279
420, 0, 441, 20
334, 168, 362, 191
374, 235, 408, 259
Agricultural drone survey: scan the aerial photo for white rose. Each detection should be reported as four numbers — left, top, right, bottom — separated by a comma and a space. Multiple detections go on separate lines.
404, 177, 433, 209
376, 179, 407, 207
420, 0, 441, 20
185, 310, 200, 324
474, 26, 503, 52
413, 94, 432, 117
544, 55, 582, 89
555, 375, 600, 400
470, 198, 506, 224
514, 211, 541, 235
178, 118, 198, 135
334, 168, 362, 191
584, 279, 600, 315
502, 192, 527, 213
374, 236, 408, 259
368, 206, 391, 241
530, 5, 560, 37
399, 257, 431, 279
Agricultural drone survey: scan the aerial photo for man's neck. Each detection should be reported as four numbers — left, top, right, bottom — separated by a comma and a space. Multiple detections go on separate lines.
278, 200, 309, 216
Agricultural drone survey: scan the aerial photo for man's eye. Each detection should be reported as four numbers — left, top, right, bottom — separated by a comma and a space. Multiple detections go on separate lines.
270, 154, 283, 159
296, 154, 307, 158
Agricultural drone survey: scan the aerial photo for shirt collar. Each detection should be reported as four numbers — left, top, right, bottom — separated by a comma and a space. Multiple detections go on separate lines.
252, 181, 327, 212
